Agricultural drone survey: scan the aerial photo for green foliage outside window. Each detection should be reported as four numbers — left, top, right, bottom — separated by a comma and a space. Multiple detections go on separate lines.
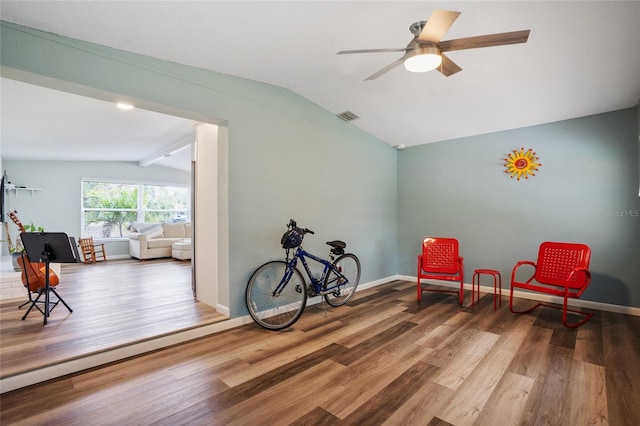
82, 180, 188, 239
83, 182, 137, 237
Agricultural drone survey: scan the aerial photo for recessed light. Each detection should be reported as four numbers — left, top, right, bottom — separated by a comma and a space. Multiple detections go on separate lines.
116, 102, 134, 110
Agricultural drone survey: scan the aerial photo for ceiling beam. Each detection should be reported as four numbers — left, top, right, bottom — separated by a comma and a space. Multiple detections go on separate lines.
139, 134, 195, 167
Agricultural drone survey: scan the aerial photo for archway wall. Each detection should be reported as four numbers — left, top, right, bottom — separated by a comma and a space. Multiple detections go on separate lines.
1, 21, 398, 316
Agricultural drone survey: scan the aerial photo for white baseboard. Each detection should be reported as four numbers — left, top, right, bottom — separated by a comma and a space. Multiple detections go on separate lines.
107, 254, 132, 260
215, 304, 230, 317
2, 274, 638, 393
397, 274, 640, 317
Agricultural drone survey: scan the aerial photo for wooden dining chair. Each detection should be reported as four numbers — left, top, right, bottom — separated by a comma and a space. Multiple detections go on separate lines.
78, 237, 107, 263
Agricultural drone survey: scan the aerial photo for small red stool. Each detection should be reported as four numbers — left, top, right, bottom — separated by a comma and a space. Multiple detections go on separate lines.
472, 269, 502, 310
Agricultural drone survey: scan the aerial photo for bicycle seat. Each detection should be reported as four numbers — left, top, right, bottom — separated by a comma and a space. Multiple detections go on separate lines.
326, 240, 346, 249
326, 240, 346, 256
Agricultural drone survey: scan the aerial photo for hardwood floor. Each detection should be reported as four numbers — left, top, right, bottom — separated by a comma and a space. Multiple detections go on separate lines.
0, 258, 225, 379
1, 280, 638, 425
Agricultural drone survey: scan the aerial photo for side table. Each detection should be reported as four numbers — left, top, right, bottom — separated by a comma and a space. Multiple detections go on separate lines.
472, 269, 502, 310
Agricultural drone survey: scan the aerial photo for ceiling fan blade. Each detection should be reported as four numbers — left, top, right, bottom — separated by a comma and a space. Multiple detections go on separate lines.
418, 10, 461, 42
365, 56, 406, 80
437, 53, 462, 77
338, 48, 407, 55
439, 29, 530, 52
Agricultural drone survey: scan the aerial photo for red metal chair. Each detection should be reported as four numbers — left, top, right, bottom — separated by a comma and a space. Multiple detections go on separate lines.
417, 237, 464, 305
509, 241, 592, 328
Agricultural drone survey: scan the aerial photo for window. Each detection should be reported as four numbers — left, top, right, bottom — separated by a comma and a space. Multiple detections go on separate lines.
82, 179, 189, 239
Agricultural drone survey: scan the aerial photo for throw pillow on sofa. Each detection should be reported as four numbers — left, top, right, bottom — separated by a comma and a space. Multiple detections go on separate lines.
130, 222, 164, 238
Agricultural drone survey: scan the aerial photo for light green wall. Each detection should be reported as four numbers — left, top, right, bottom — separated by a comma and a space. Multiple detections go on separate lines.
3, 20, 637, 312
2, 161, 189, 257
398, 108, 640, 308
0, 21, 398, 316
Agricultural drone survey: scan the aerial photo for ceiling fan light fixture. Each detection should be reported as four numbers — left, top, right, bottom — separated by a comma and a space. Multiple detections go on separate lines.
404, 46, 442, 73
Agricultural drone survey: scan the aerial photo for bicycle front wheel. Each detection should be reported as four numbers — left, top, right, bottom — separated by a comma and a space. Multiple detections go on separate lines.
246, 261, 307, 330
324, 253, 361, 307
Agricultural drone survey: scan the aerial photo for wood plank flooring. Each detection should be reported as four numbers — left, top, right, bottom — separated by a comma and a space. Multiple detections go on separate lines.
1, 280, 639, 425
0, 258, 225, 379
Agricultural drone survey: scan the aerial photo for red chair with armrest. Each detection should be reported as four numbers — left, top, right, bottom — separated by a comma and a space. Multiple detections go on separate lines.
509, 241, 592, 328
417, 237, 464, 306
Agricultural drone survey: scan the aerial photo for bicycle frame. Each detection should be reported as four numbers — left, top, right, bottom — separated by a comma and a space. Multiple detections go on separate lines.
246, 220, 361, 330
273, 246, 346, 297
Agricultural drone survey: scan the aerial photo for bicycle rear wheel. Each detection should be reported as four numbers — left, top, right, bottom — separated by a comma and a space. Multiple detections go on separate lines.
246, 261, 307, 330
324, 253, 361, 307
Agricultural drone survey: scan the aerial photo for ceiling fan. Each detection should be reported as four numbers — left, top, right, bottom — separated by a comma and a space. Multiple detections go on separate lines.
338, 10, 530, 80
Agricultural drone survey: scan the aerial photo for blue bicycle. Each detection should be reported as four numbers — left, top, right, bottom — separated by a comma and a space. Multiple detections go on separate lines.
246, 219, 361, 330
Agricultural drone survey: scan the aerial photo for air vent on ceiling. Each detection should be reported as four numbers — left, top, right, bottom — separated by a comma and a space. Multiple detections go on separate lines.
336, 111, 360, 122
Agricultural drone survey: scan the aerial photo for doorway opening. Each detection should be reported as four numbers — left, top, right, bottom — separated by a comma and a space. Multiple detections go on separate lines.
0, 75, 230, 388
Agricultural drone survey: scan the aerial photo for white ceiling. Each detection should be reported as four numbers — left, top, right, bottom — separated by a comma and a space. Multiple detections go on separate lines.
1, 78, 195, 170
1, 1, 639, 164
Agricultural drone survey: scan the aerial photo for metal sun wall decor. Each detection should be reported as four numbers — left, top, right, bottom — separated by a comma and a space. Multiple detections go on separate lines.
504, 147, 541, 180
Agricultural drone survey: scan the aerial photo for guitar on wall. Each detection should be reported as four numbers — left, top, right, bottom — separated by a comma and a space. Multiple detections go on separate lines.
7, 211, 60, 291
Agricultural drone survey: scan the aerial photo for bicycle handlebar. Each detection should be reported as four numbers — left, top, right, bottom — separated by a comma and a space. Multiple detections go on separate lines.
288, 219, 314, 235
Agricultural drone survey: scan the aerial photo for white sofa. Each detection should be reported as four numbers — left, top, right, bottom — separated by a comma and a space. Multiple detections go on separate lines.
128, 222, 192, 260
